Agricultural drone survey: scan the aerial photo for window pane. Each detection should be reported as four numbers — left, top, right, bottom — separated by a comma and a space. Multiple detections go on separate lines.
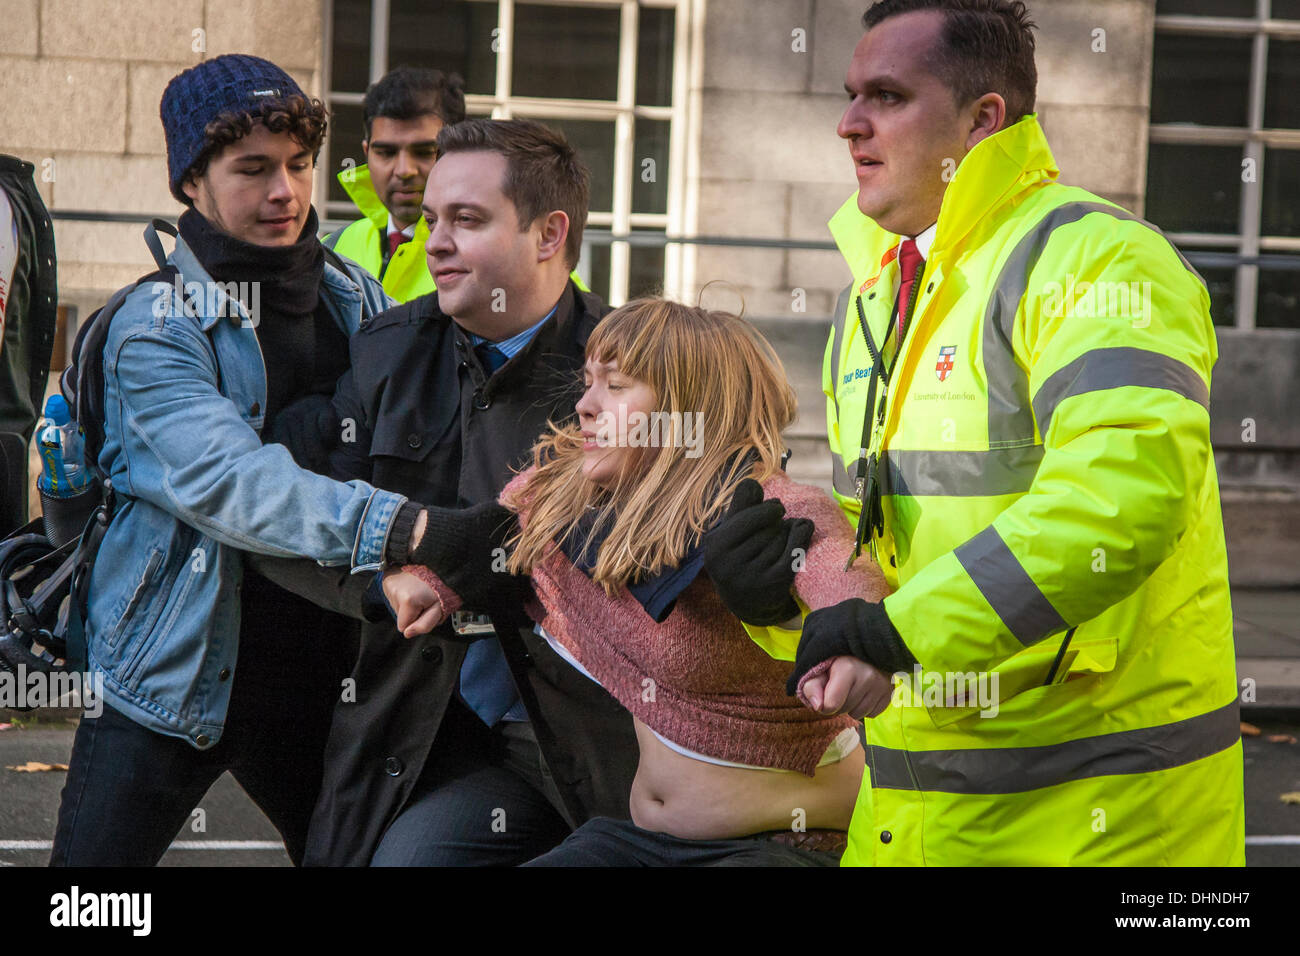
1146, 143, 1243, 233
1258, 266, 1300, 328
1262, 148, 1300, 236
1150, 33, 1251, 127
632, 119, 670, 214
541, 118, 615, 212
327, 102, 367, 207
1265, 38, 1300, 129
1180, 248, 1238, 326
636, 5, 675, 106
389, 0, 498, 96
1273, 0, 1300, 18
512, 3, 620, 101
1155, 0, 1256, 15
584, 238, 611, 303
331, 0, 371, 93
628, 242, 665, 299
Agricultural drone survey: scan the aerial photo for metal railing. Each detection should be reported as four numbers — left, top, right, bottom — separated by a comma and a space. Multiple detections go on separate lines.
47, 209, 1300, 271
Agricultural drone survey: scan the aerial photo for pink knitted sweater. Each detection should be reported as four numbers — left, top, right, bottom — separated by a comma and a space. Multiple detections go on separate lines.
407, 469, 887, 776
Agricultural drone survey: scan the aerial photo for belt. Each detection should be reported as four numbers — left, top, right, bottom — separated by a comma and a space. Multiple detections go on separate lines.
762, 828, 848, 857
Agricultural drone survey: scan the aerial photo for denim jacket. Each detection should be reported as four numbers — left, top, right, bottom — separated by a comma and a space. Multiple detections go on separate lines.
86, 223, 405, 748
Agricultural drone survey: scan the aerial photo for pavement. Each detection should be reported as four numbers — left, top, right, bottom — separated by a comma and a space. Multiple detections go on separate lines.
1232, 588, 1300, 709
1, 587, 1297, 868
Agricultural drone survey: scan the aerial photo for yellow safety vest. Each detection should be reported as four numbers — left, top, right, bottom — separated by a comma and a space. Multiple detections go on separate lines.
823, 115, 1244, 866
324, 164, 434, 303
324, 164, 591, 304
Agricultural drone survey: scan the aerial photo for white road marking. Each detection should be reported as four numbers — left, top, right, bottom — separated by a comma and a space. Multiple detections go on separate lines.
0, 839, 282, 851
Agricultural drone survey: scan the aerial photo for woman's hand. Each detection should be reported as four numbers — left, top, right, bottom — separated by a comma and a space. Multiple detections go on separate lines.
383, 570, 446, 638
798, 655, 894, 719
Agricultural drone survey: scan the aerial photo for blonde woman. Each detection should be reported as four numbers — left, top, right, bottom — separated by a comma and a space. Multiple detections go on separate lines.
387, 298, 893, 866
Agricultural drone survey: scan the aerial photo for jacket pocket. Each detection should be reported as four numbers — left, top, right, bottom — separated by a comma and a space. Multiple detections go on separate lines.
106, 547, 164, 649
370, 413, 442, 466
922, 633, 1119, 728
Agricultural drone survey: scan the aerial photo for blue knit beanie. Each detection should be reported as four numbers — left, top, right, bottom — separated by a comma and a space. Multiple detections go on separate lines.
160, 54, 306, 204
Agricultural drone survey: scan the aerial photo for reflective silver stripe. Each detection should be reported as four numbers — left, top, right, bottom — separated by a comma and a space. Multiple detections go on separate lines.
831, 450, 857, 499
867, 699, 1240, 794
954, 526, 1066, 645
882, 445, 1043, 498
1032, 346, 1210, 437
983, 201, 1205, 447
828, 282, 853, 415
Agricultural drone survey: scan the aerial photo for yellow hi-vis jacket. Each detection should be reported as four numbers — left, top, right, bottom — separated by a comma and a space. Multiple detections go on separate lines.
324, 164, 592, 304
324, 164, 434, 303
823, 115, 1244, 866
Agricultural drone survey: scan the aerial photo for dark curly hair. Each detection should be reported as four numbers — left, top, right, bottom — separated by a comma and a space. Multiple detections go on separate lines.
182, 93, 329, 195
363, 65, 467, 139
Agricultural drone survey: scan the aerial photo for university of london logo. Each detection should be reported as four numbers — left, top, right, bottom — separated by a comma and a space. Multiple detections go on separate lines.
935, 345, 956, 382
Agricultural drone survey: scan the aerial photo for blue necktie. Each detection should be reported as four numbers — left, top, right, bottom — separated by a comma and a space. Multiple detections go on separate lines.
461, 337, 522, 726
475, 342, 507, 374
459, 637, 524, 727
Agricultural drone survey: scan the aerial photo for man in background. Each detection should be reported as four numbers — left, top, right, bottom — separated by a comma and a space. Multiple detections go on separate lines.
324, 65, 465, 302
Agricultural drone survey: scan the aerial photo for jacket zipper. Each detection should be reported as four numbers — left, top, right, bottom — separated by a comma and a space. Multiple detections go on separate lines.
112, 548, 164, 644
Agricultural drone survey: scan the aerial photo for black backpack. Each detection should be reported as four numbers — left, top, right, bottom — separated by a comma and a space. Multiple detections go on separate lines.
1, 219, 357, 689
0, 220, 181, 686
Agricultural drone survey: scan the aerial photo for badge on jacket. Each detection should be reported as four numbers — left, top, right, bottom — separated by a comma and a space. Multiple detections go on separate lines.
936, 345, 956, 382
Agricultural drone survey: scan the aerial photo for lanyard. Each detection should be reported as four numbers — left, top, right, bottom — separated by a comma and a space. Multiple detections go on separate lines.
846, 258, 926, 569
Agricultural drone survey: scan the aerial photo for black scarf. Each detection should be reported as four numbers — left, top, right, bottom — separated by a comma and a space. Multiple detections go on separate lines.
177, 206, 324, 321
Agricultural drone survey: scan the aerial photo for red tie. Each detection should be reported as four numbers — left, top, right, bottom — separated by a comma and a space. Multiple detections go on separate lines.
387, 229, 405, 256
896, 237, 924, 338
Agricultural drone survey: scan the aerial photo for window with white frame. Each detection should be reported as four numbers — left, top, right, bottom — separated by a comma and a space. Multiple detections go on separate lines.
323, 0, 691, 306
1146, 0, 1300, 329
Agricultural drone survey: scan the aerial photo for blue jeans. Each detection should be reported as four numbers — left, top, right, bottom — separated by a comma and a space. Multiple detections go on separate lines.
369, 698, 572, 866
521, 816, 844, 867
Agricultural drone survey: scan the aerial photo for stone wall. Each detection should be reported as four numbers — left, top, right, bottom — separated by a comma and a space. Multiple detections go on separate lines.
0, 0, 324, 343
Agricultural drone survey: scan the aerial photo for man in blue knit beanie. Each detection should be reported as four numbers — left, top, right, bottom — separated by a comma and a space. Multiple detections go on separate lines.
49, 55, 407, 867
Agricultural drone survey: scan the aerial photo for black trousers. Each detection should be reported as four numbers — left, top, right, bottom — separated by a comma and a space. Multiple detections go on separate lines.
522, 816, 843, 867
368, 697, 572, 866
50, 578, 356, 867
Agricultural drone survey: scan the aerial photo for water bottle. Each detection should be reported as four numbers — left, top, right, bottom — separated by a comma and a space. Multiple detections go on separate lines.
36, 394, 96, 546
36, 395, 86, 495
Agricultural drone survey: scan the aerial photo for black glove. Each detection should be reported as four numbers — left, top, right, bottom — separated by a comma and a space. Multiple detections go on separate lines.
785, 598, 918, 696
406, 501, 529, 611
702, 478, 815, 626
266, 393, 340, 474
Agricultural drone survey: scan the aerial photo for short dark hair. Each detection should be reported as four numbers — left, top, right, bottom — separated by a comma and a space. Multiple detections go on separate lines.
362, 65, 467, 140
186, 93, 328, 195
862, 0, 1038, 124
435, 118, 590, 269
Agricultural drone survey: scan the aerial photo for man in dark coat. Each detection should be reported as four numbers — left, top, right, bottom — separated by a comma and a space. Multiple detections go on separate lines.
256, 118, 637, 866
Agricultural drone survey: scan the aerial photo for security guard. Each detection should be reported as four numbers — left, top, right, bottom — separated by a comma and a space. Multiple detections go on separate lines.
781, 1, 1245, 866
324, 66, 465, 302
